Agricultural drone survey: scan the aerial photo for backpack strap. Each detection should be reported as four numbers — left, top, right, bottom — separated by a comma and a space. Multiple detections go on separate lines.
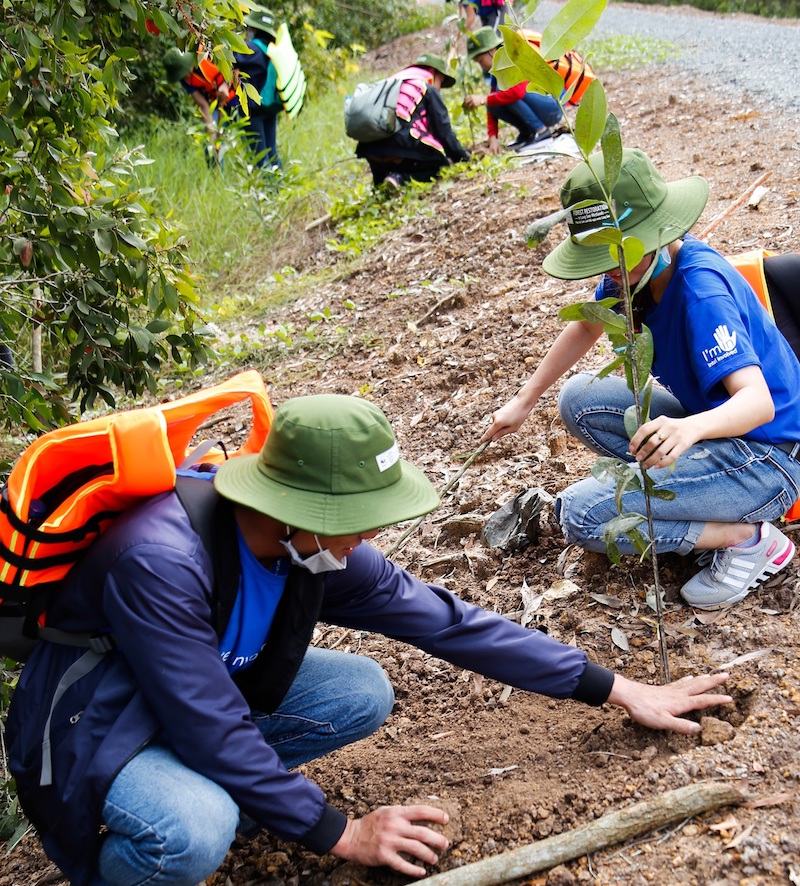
174, 475, 240, 635
33, 475, 235, 654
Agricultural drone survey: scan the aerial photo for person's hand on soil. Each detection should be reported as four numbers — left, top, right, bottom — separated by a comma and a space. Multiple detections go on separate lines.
331, 804, 450, 877
607, 672, 732, 734
481, 395, 534, 443
488, 135, 501, 155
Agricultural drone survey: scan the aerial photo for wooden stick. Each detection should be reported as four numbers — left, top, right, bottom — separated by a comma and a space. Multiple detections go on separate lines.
415, 781, 743, 886
304, 213, 332, 232
697, 171, 772, 241
384, 441, 491, 558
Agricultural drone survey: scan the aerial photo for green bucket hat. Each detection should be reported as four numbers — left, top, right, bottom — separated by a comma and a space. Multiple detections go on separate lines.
214, 394, 441, 535
542, 148, 709, 280
414, 53, 456, 88
164, 47, 194, 83
244, 6, 276, 35
466, 27, 502, 62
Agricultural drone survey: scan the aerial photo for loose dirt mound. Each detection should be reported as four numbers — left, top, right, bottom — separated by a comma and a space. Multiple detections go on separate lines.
6, 19, 800, 886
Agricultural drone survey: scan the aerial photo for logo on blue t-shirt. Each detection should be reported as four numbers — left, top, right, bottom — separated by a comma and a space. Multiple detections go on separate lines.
701, 323, 739, 368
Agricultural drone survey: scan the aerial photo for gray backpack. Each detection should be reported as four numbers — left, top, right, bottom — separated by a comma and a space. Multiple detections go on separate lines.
344, 77, 403, 143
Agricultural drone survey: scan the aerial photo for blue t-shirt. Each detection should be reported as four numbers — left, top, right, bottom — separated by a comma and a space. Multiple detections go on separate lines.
595, 236, 800, 444
218, 527, 289, 674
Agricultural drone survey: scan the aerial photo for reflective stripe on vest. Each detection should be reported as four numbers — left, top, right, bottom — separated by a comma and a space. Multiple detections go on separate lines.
391, 72, 446, 155
266, 24, 306, 118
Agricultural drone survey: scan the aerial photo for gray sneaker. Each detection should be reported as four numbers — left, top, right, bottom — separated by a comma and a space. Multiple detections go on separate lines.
681, 522, 795, 610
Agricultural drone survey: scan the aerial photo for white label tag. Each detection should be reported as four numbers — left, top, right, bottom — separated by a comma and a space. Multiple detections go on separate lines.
375, 442, 400, 472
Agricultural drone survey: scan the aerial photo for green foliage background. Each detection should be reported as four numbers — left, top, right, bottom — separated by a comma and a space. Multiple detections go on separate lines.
0, 0, 442, 441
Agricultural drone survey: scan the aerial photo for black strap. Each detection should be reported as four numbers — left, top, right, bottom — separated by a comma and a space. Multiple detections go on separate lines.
174, 475, 240, 637
776, 441, 800, 460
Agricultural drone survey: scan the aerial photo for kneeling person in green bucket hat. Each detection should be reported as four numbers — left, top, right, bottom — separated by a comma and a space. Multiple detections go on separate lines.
9, 392, 731, 885
482, 148, 800, 610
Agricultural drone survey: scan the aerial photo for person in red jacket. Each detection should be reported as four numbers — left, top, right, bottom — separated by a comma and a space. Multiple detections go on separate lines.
464, 27, 564, 153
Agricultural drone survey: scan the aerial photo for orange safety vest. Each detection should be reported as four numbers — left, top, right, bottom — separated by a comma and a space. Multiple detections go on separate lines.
0, 371, 272, 592
727, 249, 800, 522
518, 29, 596, 106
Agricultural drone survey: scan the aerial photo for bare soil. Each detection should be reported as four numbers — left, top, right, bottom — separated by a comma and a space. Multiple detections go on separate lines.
5, 15, 800, 886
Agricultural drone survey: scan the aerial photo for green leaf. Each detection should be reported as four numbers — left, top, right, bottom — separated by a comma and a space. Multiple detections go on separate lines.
573, 225, 622, 248
162, 283, 179, 313
112, 47, 139, 61
559, 296, 620, 322
498, 27, 565, 99
597, 354, 625, 379
605, 512, 646, 535
631, 326, 654, 389
93, 228, 115, 255
118, 230, 148, 251
583, 303, 626, 329
620, 234, 645, 271
601, 114, 622, 193
130, 325, 153, 352
490, 46, 527, 91
573, 79, 606, 156
641, 377, 653, 422
623, 403, 640, 441
648, 486, 676, 501
540, 0, 609, 60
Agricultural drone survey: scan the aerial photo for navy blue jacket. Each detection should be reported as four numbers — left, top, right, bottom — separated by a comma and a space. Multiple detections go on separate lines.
7, 488, 613, 885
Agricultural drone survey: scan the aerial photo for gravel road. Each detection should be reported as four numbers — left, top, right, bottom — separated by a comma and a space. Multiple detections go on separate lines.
533, 1, 800, 118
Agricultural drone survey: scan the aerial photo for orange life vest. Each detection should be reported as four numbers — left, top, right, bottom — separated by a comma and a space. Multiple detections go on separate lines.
185, 57, 237, 106
0, 371, 272, 593
727, 249, 800, 522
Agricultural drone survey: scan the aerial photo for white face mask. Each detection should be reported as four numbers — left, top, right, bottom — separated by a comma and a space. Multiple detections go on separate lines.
280, 534, 347, 574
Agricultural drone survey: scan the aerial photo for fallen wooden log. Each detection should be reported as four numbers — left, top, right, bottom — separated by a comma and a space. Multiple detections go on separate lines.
415, 781, 744, 886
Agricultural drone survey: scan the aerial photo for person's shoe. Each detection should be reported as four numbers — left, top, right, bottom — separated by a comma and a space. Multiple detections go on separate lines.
514, 129, 555, 152
680, 522, 795, 610
382, 172, 404, 193
506, 132, 534, 151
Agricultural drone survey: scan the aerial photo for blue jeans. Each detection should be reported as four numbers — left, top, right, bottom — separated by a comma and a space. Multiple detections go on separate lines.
243, 110, 281, 169
489, 92, 563, 137
92, 648, 394, 886
555, 372, 800, 555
